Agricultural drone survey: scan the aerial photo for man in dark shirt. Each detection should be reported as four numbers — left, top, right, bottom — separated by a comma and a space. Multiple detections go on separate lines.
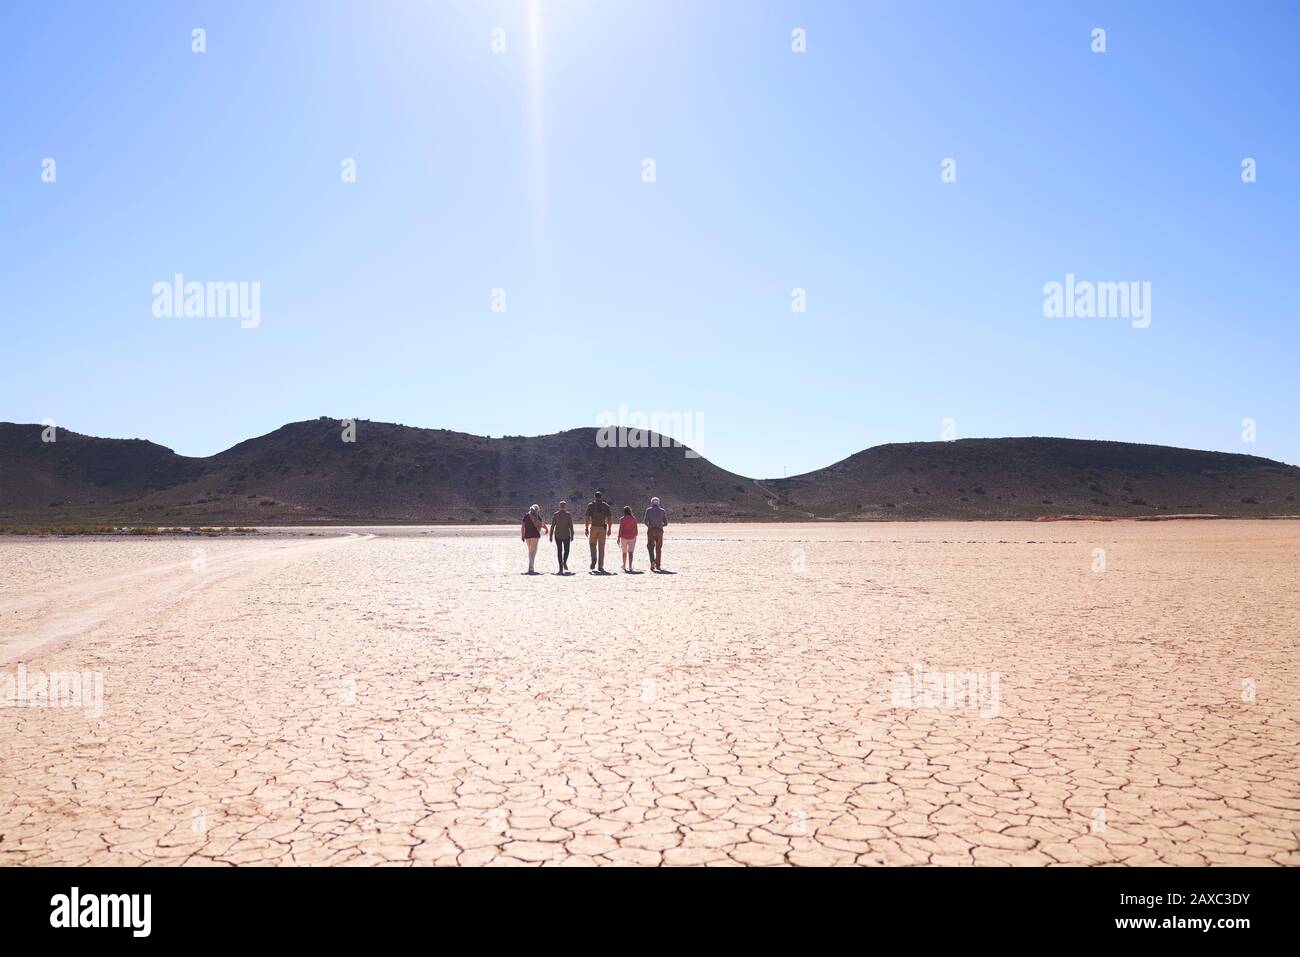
549, 501, 575, 573
584, 490, 613, 572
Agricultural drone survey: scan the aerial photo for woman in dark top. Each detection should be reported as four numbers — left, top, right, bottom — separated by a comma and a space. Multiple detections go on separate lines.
521, 504, 547, 574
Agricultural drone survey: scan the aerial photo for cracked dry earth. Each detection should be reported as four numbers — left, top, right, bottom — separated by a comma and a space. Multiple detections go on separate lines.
1, 522, 1297, 867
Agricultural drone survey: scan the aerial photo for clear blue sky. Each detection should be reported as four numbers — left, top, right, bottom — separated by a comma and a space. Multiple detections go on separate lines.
3, 1, 1297, 477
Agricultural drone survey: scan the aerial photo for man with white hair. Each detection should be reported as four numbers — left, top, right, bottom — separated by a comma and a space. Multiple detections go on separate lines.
643, 496, 668, 571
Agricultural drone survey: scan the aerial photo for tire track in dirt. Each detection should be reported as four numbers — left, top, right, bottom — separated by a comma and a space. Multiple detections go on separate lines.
0, 534, 371, 664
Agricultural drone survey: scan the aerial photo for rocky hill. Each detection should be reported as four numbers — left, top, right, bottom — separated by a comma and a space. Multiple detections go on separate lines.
2, 421, 1297, 524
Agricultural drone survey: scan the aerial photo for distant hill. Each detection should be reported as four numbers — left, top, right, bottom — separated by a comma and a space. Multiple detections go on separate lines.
2, 420, 1298, 524
767, 437, 1300, 519
0, 419, 773, 524
0, 424, 205, 514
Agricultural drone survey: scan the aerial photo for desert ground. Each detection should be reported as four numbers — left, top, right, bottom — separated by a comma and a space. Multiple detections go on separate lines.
1, 522, 1297, 867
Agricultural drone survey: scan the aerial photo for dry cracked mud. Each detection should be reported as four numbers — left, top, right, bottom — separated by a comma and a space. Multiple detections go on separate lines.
1, 522, 1296, 866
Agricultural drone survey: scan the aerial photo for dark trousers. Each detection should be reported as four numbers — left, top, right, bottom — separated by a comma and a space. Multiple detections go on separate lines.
555, 537, 571, 568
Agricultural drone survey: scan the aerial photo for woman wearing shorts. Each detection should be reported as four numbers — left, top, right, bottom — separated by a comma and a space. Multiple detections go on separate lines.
617, 505, 638, 572
521, 504, 547, 574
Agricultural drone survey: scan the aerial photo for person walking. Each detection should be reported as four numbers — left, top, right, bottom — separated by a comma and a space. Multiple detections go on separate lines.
520, 504, 547, 574
584, 490, 613, 572
617, 505, 638, 571
643, 496, 668, 571
549, 500, 574, 573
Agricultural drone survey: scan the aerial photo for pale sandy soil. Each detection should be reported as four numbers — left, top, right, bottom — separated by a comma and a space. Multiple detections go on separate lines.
1, 522, 1297, 867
